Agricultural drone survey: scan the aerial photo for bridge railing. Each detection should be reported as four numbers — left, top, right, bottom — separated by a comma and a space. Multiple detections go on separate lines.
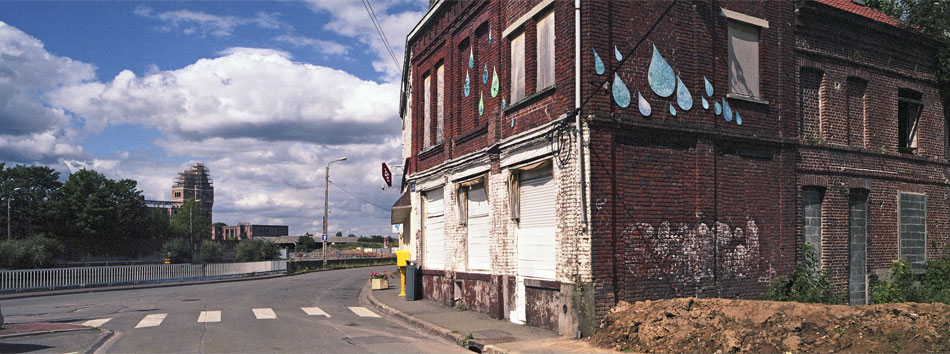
0, 260, 287, 294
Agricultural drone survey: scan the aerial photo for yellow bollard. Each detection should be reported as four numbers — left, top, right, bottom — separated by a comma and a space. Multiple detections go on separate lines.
396, 251, 409, 297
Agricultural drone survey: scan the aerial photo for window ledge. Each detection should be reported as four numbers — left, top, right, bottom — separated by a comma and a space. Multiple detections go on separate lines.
727, 93, 769, 105
418, 143, 444, 160
504, 85, 556, 114
456, 123, 488, 145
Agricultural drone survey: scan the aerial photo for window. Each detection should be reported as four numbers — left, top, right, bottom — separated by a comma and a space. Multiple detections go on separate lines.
899, 192, 926, 273
436, 64, 444, 145
423, 73, 431, 148
510, 32, 525, 103
898, 89, 922, 153
728, 20, 761, 98
536, 12, 555, 90
802, 188, 823, 263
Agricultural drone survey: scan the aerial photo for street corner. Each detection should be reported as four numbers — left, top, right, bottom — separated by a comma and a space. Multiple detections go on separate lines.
0, 322, 92, 338
0, 323, 108, 354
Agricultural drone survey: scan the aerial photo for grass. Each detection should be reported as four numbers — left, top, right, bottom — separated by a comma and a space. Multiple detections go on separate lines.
290, 259, 396, 275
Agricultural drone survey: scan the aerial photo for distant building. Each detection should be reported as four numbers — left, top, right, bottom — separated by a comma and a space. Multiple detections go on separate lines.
172, 163, 214, 224
214, 223, 289, 240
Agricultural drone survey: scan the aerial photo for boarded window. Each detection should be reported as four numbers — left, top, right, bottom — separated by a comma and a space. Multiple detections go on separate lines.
728, 21, 760, 98
898, 89, 922, 153
899, 192, 926, 273
536, 12, 555, 90
436, 64, 444, 145
423, 74, 431, 148
510, 32, 526, 103
849, 190, 868, 306
802, 188, 823, 263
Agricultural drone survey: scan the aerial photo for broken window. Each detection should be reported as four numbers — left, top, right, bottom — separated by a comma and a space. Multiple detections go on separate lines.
728, 20, 761, 99
898, 89, 922, 154
536, 11, 555, 91
510, 32, 525, 103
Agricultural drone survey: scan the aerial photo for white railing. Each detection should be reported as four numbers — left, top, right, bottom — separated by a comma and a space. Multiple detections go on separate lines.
0, 260, 286, 293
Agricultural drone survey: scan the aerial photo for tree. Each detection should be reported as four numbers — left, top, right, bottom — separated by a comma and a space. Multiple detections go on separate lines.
199, 241, 224, 263
336, 231, 343, 237
169, 198, 210, 245
867, 1, 950, 90
296, 235, 317, 252
235, 239, 280, 262
0, 164, 62, 239
161, 239, 191, 263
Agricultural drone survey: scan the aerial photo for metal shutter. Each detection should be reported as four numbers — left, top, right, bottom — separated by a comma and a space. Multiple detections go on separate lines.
517, 172, 556, 280
424, 189, 445, 270
467, 184, 490, 271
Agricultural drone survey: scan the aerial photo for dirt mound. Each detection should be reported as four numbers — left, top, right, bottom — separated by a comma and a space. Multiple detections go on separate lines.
592, 298, 950, 353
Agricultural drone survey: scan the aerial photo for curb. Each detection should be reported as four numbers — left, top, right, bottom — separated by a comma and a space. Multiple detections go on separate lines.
0, 326, 95, 339
0, 273, 287, 300
361, 280, 490, 352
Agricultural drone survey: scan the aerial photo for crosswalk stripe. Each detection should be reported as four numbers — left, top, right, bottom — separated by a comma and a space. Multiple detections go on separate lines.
301, 307, 331, 318
197, 310, 221, 323
348, 307, 380, 318
82, 318, 112, 327
135, 313, 167, 328
252, 308, 277, 320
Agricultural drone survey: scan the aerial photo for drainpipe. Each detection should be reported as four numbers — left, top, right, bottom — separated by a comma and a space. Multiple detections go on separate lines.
575, 0, 588, 231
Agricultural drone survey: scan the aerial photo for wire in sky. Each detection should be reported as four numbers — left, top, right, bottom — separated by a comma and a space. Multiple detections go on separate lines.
361, 0, 403, 74
328, 180, 389, 211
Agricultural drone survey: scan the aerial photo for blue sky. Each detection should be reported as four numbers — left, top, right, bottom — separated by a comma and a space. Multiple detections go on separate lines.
0, 0, 425, 236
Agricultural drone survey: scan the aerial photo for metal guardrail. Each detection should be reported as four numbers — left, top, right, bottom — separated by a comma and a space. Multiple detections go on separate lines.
0, 260, 287, 293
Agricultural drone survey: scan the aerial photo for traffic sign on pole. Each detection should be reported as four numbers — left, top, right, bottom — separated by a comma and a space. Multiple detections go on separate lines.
322, 234, 328, 241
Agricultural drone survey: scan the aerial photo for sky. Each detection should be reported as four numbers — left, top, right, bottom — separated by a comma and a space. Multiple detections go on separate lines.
0, 0, 427, 236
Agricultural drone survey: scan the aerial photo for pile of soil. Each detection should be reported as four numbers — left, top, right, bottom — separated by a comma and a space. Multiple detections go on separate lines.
592, 298, 950, 353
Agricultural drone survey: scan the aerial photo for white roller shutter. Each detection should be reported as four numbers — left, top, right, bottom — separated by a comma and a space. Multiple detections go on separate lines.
467, 184, 490, 271
424, 189, 445, 270
517, 171, 556, 280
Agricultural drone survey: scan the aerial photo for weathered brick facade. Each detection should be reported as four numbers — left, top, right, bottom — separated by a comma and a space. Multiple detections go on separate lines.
396, 0, 950, 336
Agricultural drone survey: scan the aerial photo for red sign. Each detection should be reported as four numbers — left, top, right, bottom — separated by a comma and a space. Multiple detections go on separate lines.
382, 163, 392, 187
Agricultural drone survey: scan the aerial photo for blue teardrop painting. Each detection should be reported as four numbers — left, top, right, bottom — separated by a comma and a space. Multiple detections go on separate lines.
648, 44, 675, 98
701, 96, 709, 110
490, 67, 499, 98
676, 76, 693, 111
482, 65, 488, 84
614, 46, 622, 61
735, 111, 742, 126
612, 73, 631, 108
592, 48, 605, 75
488, 26, 492, 45
637, 91, 651, 117
502, 98, 507, 110
464, 71, 471, 97
479, 91, 485, 116
704, 76, 714, 97
722, 98, 733, 122
714, 101, 722, 115
669, 103, 677, 117
468, 48, 474, 69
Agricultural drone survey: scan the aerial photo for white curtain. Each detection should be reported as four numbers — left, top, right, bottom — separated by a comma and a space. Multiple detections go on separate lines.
436, 65, 444, 145
510, 33, 525, 103
536, 12, 555, 90
423, 74, 431, 148
728, 21, 760, 98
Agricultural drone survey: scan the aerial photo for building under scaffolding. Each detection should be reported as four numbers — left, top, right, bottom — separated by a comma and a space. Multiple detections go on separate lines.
171, 163, 214, 224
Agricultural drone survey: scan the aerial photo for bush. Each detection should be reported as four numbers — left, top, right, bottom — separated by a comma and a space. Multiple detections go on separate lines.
199, 241, 224, 263
0, 235, 62, 269
872, 249, 950, 304
235, 239, 280, 262
296, 235, 317, 252
763, 243, 842, 304
161, 239, 191, 263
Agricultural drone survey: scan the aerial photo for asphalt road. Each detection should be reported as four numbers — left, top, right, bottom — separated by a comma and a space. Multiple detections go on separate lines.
1, 265, 467, 353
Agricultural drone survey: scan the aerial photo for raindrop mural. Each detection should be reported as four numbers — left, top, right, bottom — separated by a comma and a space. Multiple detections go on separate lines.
468, 48, 474, 69
479, 91, 485, 116
638, 91, 651, 117
735, 111, 742, 126
669, 103, 677, 117
464, 71, 471, 97
502, 98, 507, 110
592, 48, 605, 75
482, 64, 488, 84
714, 101, 722, 115
490, 67, 499, 98
704, 76, 714, 97
676, 76, 692, 111
722, 98, 732, 122
612, 73, 631, 108
615, 46, 622, 61
701, 96, 709, 110
488, 26, 492, 45
648, 45, 675, 97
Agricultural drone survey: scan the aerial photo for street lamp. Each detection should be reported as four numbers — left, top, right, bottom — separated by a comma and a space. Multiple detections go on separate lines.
7, 187, 22, 241
323, 157, 347, 266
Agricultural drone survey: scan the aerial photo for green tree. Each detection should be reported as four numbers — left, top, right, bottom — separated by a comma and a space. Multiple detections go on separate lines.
199, 240, 224, 263
336, 231, 343, 237
169, 198, 210, 245
0, 164, 62, 239
867, 1, 950, 92
161, 238, 191, 263
296, 235, 317, 252
235, 239, 280, 262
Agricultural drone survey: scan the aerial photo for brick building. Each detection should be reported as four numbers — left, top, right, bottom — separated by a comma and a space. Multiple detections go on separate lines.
213, 223, 289, 240
171, 163, 214, 224
395, 0, 949, 336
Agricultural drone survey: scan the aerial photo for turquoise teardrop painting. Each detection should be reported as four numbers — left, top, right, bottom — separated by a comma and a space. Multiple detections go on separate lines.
722, 98, 732, 122
675, 76, 692, 111
482, 64, 488, 84
614, 46, 622, 61
704, 76, 714, 97
612, 73, 631, 108
648, 44, 675, 98
735, 111, 742, 125
479, 91, 484, 116
464, 70, 470, 97
490, 67, 499, 98
488, 26, 492, 45
468, 48, 474, 69
637, 91, 651, 117
701, 96, 709, 110
592, 48, 605, 75
669, 103, 677, 117
714, 101, 722, 115
502, 98, 506, 110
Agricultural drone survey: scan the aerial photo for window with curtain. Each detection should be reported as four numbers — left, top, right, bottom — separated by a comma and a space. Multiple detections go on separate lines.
423, 73, 431, 148
728, 20, 760, 98
536, 12, 555, 90
436, 64, 444, 145
510, 32, 525, 103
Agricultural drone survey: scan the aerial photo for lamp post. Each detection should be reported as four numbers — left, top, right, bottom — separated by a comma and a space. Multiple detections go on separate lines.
323, 157, 347, 266
7, 187, 22, 241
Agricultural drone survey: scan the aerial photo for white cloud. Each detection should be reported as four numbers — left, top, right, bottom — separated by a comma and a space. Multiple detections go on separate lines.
134, 6, 290, 38
274, 34, 348, 55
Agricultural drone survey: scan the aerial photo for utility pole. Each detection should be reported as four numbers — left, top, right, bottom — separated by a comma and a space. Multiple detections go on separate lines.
323, 157, 347, 266
7, 187, 22, 241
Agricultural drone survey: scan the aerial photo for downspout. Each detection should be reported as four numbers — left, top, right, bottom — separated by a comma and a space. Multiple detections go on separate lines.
575, 0, 588, 231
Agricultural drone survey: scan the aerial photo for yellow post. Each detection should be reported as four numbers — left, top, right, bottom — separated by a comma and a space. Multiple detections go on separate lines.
396, 251, 409, 297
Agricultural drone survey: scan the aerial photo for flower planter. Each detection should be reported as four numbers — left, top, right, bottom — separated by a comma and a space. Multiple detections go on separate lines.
371, 278, 389, 290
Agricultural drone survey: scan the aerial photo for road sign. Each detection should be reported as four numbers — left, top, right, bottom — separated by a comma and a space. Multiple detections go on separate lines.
322, 234, 328, 241
382, 163, 392, 187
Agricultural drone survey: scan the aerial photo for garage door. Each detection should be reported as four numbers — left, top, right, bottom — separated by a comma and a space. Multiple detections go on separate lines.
467, 183, 490, 271
517, 170, 556, 280
424, 189, 445, 270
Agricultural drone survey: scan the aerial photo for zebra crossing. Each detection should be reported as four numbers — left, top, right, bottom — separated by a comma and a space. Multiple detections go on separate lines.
78, 306, 380, 330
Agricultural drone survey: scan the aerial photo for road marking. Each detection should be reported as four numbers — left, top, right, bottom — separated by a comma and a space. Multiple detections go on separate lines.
135, 313, 167, 328
82, 318, 112, 327
301, 307, 331, 318
348, 307, 380, 318
252, 308, 277, 319
197, 310, 221, 323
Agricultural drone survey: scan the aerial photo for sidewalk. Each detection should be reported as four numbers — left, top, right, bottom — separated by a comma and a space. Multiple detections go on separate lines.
0, 322, 112, 354
365, 284, 615, 354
